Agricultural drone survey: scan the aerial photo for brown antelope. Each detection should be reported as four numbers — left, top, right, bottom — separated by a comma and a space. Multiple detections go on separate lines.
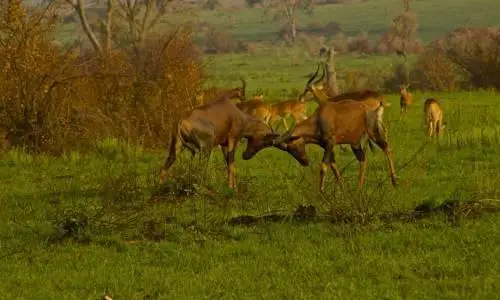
399, 84, 413, 116
273, 99, 397, 192
424, 98, 446, 137
300, 62, 391, 152
195, 77, 247, 106
159, 96, 279, 191
237, 94, 310, 131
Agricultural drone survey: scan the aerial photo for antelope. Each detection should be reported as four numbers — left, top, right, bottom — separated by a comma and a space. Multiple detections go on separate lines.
195, 77, 247, 106
399, 84, 413, 116
300, 62, 391, 152
273, 99, 398, 192
159, 96, 279, 191
424, 98, 446, 137
236, 94, 310, 131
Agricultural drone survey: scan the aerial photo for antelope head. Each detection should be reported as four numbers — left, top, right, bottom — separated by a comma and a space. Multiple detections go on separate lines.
242, 118, 280, 160
399, 84, 410, 94
273, 124, 310, 166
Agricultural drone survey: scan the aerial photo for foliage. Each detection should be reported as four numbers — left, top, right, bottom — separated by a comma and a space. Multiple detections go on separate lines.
438, 27, 500, 90
378, 0, 423, 54
410, 44, 458, 92
0, 1, 203, 153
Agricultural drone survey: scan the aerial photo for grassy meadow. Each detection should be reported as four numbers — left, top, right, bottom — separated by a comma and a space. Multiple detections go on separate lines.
2, 1, 500, 299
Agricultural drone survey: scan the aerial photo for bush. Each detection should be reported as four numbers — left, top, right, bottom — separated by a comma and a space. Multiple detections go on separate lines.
347, 31, 375, 54
439, 27, 500, 90
410, 45, 458, 92
203, 26, 238, 53
0, 1, 204, 153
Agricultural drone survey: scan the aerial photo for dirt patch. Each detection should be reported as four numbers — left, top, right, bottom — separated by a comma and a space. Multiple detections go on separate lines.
228, 199, 500, 226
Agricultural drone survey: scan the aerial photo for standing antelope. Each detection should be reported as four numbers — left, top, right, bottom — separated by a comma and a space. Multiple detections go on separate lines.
273, 99, 397, 192
424, 98, 446, 137
195, 77, 248, 106
399, 84, 413, 116
300, 62, 391, 153
159, 96, 279, 192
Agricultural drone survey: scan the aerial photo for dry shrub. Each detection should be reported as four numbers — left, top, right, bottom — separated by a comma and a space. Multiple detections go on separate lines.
0, 1, 85, 152
203, 26, 238, 53
410, 44, 458, 92
382, 62, 410, 93
330, 32, 350, 53
439, 27, 500, 90
347, 31, 374, 54
378, 5, 423, 55
0, 1, 204, 153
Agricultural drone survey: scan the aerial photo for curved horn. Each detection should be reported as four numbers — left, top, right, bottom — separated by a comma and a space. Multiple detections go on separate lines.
298, 62, 323, 101
314, 62, 326, 85
240, 76, 247, 101
305, 62, 322, 87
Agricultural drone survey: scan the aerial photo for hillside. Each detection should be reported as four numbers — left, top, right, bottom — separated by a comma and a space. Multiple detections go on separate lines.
56, 0, 500, 45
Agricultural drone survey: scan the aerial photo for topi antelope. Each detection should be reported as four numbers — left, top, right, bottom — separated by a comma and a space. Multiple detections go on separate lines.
399, 84, 413, 116
299, 62, 391, 153
195, 77, 247, 106
424, 98, 446, 137
273, 99, 398, 192
159, 96, 279, 191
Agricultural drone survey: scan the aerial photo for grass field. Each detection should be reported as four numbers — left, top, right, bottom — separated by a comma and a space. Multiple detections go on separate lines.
55, 0, 500, 44
1, 63, 500, 298
2, 1, 500, 299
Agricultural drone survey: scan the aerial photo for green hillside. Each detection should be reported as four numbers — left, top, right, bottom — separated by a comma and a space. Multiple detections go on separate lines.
190, 0, 500, 42
56, 0, 500, 44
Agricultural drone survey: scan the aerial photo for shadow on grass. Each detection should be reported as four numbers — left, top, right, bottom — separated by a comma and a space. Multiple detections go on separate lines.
229, 199, 500, 226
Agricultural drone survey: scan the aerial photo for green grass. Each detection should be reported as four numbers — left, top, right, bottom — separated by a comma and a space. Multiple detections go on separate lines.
1, 85, 500, 298
55, 0, 500, 45
5, 2, 500, 298
199, 0, 500, 42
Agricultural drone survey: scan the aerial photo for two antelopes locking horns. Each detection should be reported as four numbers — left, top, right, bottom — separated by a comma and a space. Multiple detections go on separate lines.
159, 62, 445, 192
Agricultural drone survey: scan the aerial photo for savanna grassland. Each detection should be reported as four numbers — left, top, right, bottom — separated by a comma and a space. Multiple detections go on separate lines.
1, 1, 500, 299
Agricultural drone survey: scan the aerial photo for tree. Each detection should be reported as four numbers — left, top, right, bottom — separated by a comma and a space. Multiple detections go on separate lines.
319, 46, 339, 96
379, 0, 421, 56
63, 0, 174, 55
262, 0, 313, 43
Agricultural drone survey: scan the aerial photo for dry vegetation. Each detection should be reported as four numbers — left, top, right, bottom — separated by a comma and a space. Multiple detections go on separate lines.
0, 0, 204, 153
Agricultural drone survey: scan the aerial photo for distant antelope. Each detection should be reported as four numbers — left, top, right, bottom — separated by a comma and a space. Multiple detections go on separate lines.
195, 77, 247, 106
159, 96, 279, 191
424, 98, 446, 137
273, 98, 397, 192
399, 84, 413, 116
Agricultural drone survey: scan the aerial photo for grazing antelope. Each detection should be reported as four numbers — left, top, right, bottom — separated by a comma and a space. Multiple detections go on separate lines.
195, 77, 247, 106
159, 97, 279, 191
424, 98, 446, 137
273, 99, 397, 192
399, 84, 413, 116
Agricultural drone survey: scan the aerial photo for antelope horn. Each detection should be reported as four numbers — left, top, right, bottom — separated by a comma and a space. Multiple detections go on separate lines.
273, 123, 297, 145
305, 62, 323, 87
298, 62, 324, 100
314, 61, 326, 85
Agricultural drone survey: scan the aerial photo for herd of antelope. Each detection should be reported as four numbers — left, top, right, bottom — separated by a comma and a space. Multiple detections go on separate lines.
158, 62, 446, 192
